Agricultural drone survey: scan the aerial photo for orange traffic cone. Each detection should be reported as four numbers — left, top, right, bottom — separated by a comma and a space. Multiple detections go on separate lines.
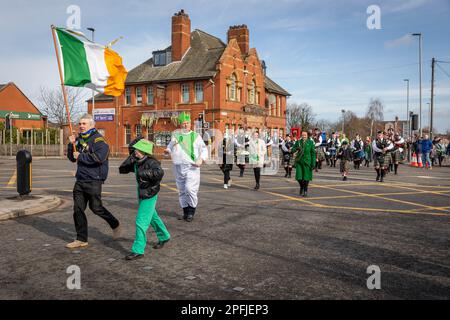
410, 153, 418, 167
417, 154, 423, 168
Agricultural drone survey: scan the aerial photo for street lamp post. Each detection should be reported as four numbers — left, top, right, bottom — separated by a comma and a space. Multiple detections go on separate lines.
87, 27, 96, 116
412, 33, 422, 136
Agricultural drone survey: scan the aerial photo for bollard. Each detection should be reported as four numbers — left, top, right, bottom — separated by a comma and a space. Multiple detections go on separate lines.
16, 150, 32, 196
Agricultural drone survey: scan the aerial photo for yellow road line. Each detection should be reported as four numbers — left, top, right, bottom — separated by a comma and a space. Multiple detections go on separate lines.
160, 183, 179, 192
7, 170, 16, 187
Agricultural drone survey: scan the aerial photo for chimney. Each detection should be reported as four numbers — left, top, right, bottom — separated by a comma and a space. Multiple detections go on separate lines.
171, 9, 191, 61
227, 25, 249, 55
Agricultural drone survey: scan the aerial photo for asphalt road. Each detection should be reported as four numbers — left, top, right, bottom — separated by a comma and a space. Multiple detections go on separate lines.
0, 157, 449, 299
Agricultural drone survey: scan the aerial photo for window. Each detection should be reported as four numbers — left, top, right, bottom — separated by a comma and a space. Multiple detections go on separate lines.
147, 86, 154, 105
155, 132, 172, 147
135, 124, 141, 138
181, 84, 189, 103
125, 124, 131, 145
248, 80, 256, 104
195, 82, 203, 102
136, 87, 142, 104
166, 51, 172, 64
147, 125, 154, 142
154, 52, 165, 66
229, 74, 237, 101
125, 88, 131, 105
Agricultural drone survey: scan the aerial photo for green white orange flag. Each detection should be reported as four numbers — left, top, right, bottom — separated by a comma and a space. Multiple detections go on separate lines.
53, 27, 127, 96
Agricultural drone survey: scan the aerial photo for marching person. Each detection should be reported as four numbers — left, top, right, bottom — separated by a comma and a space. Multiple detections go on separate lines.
351, 134, 364, 170
219, 133, 234, 189
363, 136, 372, 167
66, 113, 121, 249
327, 132, 340, 168
291, 130, 316, 197
388, 128, 405, 175
249, 131, 267, 190
281, 134, 294, 178
337, 140, 353, 181
372, 130, 393, 182
235, 127, 250, 177
119, 138, 170, 261
421, 134, 433, 170
164, 112, 208, 222
313, 128, 325, 172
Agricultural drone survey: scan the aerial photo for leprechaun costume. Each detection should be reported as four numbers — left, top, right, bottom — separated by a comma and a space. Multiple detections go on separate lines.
165, 112, 208, 222
291, 135, 316, 197
119, 138, 170, 260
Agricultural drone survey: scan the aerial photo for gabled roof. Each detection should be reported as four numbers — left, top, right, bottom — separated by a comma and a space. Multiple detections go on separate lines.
265, 76, 291, 96
0, 82, 43, 115
0, 83, 8, 92
125, 29, 290, 96
86, 93, 115, 102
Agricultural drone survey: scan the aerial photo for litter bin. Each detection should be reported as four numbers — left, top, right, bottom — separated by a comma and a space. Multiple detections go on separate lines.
16, 150, 32, 196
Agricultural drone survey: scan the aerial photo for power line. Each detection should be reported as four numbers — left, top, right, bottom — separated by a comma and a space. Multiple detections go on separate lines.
436, 62, 450, 78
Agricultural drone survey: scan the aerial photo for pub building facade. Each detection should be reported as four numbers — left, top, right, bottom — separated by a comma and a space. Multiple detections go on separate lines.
88, 10, 290, 156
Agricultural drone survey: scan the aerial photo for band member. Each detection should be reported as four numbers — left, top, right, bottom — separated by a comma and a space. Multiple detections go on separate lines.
291, 131, 316, 197
337, 140, 353, 181
119, 139, 170, 261
327, 132, 340, 167
164, 112, 208, 222
363, 137, 372, 167
351, 134, 364, 170
313, 128, 325, 172
235, 127, 250, 177
66, 114, 120, 249
281, 134, 294, 178
219, 133, 234, 189
372, 131, 393, 182
387, 128, 405, 175
249, 131, 267, 190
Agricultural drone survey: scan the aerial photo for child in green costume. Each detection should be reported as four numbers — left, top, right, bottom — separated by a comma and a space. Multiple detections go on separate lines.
119, 138, 170, 261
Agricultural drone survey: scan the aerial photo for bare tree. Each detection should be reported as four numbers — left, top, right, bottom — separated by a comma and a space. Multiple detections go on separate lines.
286, 102, 316, 132
366, 98, 384, 137
38, 86, 86, 127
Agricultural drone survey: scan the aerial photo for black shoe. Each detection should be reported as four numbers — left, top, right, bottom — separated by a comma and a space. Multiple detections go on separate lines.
177, 215, 187, 220
125, 253, 143, 261
343, 176, 347, 181
302, 192, 307, 197
299, 188, 304, 196
153, 239, 170, 249
186, 214, 194, 222
284, 173, 288, 178
254, 184, 260, 190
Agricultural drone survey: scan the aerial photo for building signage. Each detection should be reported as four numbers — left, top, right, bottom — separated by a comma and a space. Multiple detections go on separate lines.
141, 110, 187, 119
93, 108, 115, 122
0, 110, 42, 120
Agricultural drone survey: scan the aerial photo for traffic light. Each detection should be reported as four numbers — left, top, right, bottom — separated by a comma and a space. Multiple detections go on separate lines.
5, 114, 11, 130
411, 114, 418, 131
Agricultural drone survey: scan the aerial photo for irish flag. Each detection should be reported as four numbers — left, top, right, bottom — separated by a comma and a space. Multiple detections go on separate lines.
53, 27, 127, 96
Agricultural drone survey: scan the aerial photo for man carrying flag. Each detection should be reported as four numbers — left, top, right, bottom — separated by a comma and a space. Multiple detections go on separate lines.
164, 112, 208, 222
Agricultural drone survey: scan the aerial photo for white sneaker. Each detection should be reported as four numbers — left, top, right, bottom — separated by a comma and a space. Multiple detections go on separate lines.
227, 180, 232, 187
224, 184, 228, 189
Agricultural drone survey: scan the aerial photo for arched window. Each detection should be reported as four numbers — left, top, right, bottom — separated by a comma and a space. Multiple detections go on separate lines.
229, 74, 237, 101
248, 79, 256, 104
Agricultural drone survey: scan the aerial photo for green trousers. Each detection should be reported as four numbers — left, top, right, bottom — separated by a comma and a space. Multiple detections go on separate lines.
132, 195, 170, 254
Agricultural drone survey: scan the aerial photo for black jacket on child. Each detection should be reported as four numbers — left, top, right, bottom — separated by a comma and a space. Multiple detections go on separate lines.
119, 155, 164, 200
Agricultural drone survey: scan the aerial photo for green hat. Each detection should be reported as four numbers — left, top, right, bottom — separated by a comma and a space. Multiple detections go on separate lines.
178, 112, 191, 124
133, 139, 154, 155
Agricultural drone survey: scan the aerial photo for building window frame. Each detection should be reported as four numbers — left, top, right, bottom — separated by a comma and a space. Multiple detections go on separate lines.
147, 86, 154, 105
181, 83, 190, 103
125, 87, 131, 105
125, 124, 131, 146
135, 124, 141, 138
136, 87, 142, 105
195, 82, 203, 102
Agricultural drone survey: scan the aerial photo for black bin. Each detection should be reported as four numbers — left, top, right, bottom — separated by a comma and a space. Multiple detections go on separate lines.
16, 150, 32, 195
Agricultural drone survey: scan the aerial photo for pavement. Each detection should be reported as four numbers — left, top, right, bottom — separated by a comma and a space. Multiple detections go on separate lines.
0, 157, 449, 299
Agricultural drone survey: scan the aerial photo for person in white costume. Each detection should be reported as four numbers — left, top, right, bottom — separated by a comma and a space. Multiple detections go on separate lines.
164, 112, 208, 222
249, 131, 267, 190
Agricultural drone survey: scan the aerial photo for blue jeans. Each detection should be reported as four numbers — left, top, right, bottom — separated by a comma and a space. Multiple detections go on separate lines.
421, 152, 432, 168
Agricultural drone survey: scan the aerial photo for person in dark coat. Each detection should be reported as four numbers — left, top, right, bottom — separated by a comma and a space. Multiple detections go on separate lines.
119, 138, 170, 260
338, 140, 353, 181
66, 114, 120, 249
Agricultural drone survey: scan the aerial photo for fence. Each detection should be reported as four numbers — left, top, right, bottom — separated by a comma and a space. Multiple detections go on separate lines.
0, 128, 64, 157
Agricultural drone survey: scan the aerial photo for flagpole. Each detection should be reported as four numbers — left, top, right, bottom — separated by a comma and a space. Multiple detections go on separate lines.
50, 25, 75, 150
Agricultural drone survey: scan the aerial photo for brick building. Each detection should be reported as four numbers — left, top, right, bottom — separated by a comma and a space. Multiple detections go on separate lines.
88, 9, 290, 155
0, 82, 47, 130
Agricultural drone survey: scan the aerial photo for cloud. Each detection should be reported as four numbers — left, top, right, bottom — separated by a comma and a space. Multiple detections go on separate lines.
385, 34, 414, 48
383, 0, 432, 13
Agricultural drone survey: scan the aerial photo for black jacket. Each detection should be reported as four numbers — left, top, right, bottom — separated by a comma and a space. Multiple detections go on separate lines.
67, 129, 109, 182
119, 155, 164, 200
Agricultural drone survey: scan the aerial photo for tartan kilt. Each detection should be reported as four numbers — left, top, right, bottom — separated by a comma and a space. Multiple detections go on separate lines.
283, 153, 292, 166
316, 147, 325, 161
385, 152, 393, 165
391, 149, 401, 162
373, 153, 386, 167
340, 160, 350, 173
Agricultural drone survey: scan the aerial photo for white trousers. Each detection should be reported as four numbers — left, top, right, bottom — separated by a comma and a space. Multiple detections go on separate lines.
173, 164, 200, 208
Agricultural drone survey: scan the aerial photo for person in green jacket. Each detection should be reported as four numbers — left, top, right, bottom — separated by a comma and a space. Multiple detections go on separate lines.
291, 130, 316, 197
119, 138, 171, 261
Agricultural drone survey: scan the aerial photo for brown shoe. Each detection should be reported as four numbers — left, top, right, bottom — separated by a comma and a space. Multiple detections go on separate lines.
66, 240, 88, 249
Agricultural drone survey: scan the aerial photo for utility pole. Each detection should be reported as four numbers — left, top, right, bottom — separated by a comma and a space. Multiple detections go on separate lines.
430, 57, 435, 139
87, 27, 96, 116
412, 33, 422, 136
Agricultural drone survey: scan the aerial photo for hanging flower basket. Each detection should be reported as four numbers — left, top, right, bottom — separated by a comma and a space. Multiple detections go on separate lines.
140, 114, 158, 128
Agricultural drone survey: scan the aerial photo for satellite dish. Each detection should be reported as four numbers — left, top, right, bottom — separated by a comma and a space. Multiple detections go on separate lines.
269, 94, 276, 105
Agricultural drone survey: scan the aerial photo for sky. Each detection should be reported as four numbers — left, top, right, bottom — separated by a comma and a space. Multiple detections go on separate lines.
1, 0, 449, 133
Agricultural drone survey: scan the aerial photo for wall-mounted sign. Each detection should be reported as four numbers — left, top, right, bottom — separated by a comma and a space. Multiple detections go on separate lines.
93, 108, 116, 115
0, 110, 42, 120
93, 108, 115, 121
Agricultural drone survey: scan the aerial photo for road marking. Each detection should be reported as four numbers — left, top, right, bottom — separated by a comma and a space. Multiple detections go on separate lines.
160, 183, 179, 192
7, 170, 16, 187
